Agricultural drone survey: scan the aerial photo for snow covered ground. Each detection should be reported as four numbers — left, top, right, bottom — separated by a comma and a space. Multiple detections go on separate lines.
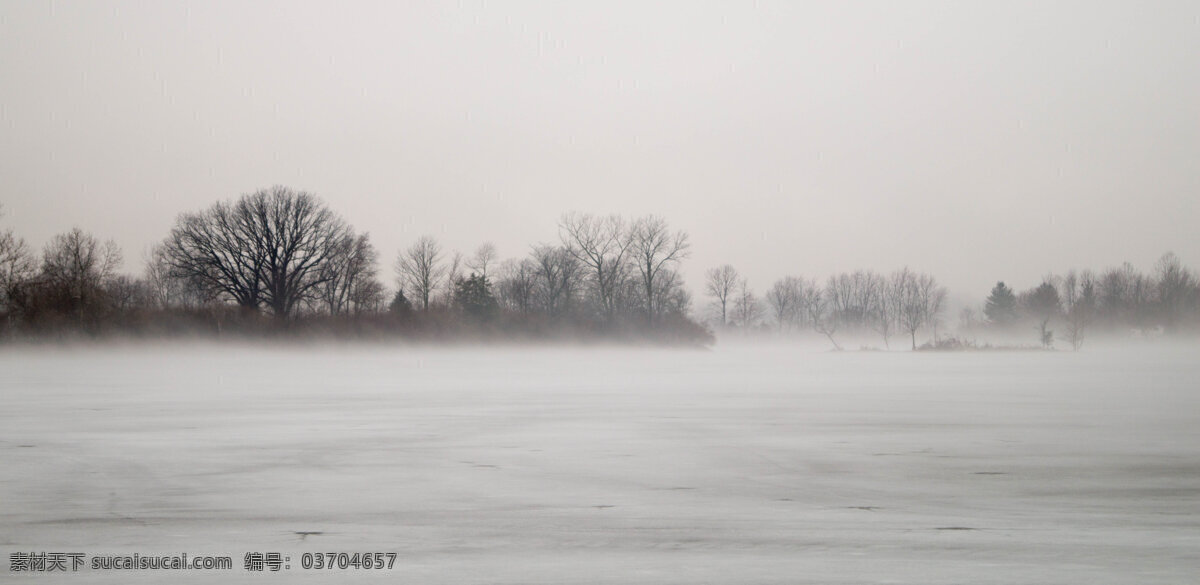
2, 343, 1198, 584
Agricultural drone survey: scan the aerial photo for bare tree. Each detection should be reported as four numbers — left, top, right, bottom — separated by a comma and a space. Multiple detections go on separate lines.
797, 277, 821, 330
317, 233, 381, 316
442, 250, 466, 305
1061, 269, 1096, 351
897, 269, 947, 349
957, 306, 981, 338
808, 288, 842, 350
1155, 252, 1197, 332
559, 213, 633, 320
349, 276, 385, 314
41, 227, 123, 323
1099, 262, 1156, 332
144, 245, 178, 309
105, 274, 152, 313
495, 258, 537, 314
652, 268, 692, 317
871, 271, 905, 348
705, 265, 740, 327
765, 276, 802, 333
467, 242, 498, 280
732, 278, 764, 330
144, 244, 213, 310
630, 215, 690, 324
396, 235, 446, 311
163, 186, 352, 318
0, 208, 36, 324
530, 244, 583, 317
825, 270, 881, 331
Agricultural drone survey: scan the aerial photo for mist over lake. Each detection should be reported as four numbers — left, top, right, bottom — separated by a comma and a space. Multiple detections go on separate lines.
3, 343, 1197, 584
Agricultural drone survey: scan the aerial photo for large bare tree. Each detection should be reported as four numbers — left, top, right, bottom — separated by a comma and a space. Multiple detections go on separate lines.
395, 235, 446, 311
559, 213, 633, 319
163, 186, 352, 318
630, 215, 690, 324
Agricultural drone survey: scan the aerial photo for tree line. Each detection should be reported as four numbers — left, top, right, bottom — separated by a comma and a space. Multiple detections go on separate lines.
971, 254, 1199, 350
2, 187, 1197, 349
704, 266, 948, 350
702, 254, 1200, 350
0, 188, 708, 344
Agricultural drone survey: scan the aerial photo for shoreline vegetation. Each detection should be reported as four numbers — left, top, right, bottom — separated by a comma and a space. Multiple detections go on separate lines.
2, 186, 1198, 350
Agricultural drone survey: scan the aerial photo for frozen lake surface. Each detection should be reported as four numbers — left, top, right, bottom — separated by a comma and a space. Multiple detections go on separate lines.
2, 343, 1198, 583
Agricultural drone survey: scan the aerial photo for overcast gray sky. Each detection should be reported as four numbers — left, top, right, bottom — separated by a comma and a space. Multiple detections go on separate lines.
1, 1, 1197, 303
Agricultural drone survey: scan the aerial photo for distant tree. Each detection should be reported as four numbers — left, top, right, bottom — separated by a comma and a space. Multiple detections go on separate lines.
144, 244, 213, 310
897, 270, 946, 349
1061, 269, 1096, 351
926, 278, 949, 340
871, 271, 905, 348
144, 245, 179, 309
317, 233, 382, 316
984, 281, 1019, 327
495, 258, 537, 315
163, 186, 353, 318
349, 273, 385, 314
441, 250, 466, 305
650, 267, 692, 318
795, 277, 821, 330
825, 270, 881, 331
453, 272, 498, 321
41, 227, 123, 324
466, 242, 498, 280
957, 306, 981, 338
105, 274, 152, 313
388, 289, 412, 315
1155, 252, 1197, 332
732, 278, 763, 330
395, 235, 446, 311
705, 264, 740, 327
765, 276, 802, 333
0, 210, 36, 324
530, 244, 583, 317
1098, 262, 1157, 331
807, 289, 842, 351
559, 213, 633, 320
629, 216, 690, 324
1022, 280, 1061, 348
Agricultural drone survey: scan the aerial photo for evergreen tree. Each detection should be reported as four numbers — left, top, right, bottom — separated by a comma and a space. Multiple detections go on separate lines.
389, 289, 413, 315
453, 273, 498, 321
984, 281, 1018, 326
